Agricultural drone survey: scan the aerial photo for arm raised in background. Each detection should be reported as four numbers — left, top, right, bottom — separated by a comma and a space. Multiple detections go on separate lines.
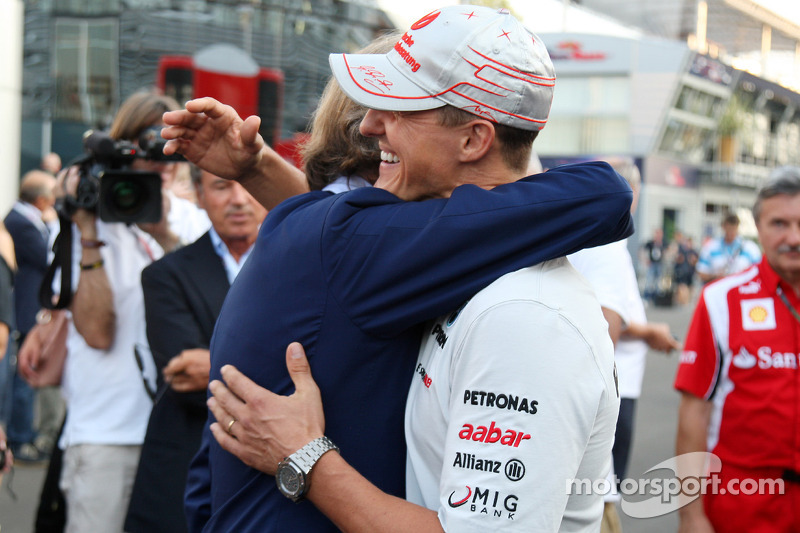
70, 209, 115, 350
161, 97, 308, 210
58, 166, 115, 349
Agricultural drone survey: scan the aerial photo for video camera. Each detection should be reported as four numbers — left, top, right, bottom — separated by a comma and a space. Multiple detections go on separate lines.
61, 126, 184, 224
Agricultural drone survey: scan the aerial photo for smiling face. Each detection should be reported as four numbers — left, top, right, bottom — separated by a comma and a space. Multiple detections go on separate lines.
359, 108, 469, 201
756, 193, 800, 286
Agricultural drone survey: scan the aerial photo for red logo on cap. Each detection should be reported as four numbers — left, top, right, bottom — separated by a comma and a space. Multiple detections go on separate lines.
410, 10, 440, 30
353, 65, 394, 94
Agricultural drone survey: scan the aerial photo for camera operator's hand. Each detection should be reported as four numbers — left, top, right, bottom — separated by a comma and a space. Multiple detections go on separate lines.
72, 208, 97, 238
161, 97, 307, 210
61, 164, 116, 349
62, 166, 98, 236
137, 192, 181, 253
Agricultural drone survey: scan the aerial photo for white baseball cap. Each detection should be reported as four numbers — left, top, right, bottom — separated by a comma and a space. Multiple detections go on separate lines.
329, 5, 556, 131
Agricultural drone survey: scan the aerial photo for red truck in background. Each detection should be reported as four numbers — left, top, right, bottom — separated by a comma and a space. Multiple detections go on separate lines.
156, 44, 307, 168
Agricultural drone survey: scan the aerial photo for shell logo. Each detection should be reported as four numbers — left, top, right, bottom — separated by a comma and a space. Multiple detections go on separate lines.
749, 306, 769, 323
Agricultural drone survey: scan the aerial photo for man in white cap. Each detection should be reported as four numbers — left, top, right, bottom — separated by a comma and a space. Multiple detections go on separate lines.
195, 5, 623, 533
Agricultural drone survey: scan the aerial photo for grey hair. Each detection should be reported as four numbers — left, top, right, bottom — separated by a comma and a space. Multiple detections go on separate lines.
753, 166, 800, 222
189, 164, 204, 190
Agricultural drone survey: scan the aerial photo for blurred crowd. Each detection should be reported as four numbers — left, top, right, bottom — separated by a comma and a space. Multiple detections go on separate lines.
641, 228, 701, 307
640, 212, 763, 308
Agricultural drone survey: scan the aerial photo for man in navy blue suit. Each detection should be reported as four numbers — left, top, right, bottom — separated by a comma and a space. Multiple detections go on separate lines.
2, 170, 58, 462
164, 8, 634, 531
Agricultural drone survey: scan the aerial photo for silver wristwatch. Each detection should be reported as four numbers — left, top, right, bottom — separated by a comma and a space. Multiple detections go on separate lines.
276, 436, 339, 502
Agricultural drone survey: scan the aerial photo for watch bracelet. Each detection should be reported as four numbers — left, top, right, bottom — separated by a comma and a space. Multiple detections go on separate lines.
290, 436, 339, 472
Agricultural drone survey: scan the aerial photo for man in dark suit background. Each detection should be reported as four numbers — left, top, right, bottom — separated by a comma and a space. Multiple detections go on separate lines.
2, 170, 58, 462
125, 165, 267, 533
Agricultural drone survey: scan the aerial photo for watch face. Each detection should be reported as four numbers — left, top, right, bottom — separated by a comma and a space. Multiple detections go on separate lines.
278, 462, 304, 498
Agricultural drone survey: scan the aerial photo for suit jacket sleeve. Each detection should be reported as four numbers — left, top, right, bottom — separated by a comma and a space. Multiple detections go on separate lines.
325, 161, 634, 336
5, 211, 49, 273
185, 424, 213, 532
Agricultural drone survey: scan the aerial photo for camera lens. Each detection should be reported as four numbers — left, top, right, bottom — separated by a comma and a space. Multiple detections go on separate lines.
98, 171, 162, 223
110, 180, 148, 215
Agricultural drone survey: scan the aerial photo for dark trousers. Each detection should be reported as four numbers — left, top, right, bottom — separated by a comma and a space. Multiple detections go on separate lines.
35, 415, 67, 533
612, 397, 636, 482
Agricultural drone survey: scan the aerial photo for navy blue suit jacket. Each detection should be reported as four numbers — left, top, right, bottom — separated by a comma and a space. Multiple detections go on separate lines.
185, 163, 634, 532
4, 207, 49, 336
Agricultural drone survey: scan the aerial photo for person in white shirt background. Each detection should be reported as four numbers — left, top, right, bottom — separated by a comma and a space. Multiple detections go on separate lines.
567, 157, 681, 532
696, 212, 762, 284
19, 90, 210, 533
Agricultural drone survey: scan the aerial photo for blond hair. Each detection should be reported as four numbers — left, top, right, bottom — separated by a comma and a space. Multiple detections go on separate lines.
301, 32, 401, 190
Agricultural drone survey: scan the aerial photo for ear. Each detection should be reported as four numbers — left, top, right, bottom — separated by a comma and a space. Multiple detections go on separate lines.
458, 120, 495, 163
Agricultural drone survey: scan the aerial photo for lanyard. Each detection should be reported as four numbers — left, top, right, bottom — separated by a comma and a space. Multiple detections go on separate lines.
776, 286, 800, 326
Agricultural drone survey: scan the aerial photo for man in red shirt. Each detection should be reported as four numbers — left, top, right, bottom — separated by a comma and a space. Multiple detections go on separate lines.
675, 166, 800, 533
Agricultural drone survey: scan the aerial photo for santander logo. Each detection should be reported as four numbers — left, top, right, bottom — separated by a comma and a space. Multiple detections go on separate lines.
732, 347, 757, 369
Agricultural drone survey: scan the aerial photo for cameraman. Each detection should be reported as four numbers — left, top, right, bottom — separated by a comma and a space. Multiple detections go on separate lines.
109, 91, 210, 248
51, 91, 210, 532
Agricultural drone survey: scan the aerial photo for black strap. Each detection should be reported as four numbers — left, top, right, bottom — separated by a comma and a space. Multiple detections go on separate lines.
133, 345, 157, 402
39, 210, 74, 310
776, 286, 800, 326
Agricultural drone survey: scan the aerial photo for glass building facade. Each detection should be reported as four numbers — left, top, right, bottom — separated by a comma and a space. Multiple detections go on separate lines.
21, 0, 393, 171
536, 32, 800, 252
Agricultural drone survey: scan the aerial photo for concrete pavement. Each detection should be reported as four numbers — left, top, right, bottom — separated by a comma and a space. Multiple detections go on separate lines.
618, 300, 691, 532
0, 297, 696, 533
0, 460, 47, 532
